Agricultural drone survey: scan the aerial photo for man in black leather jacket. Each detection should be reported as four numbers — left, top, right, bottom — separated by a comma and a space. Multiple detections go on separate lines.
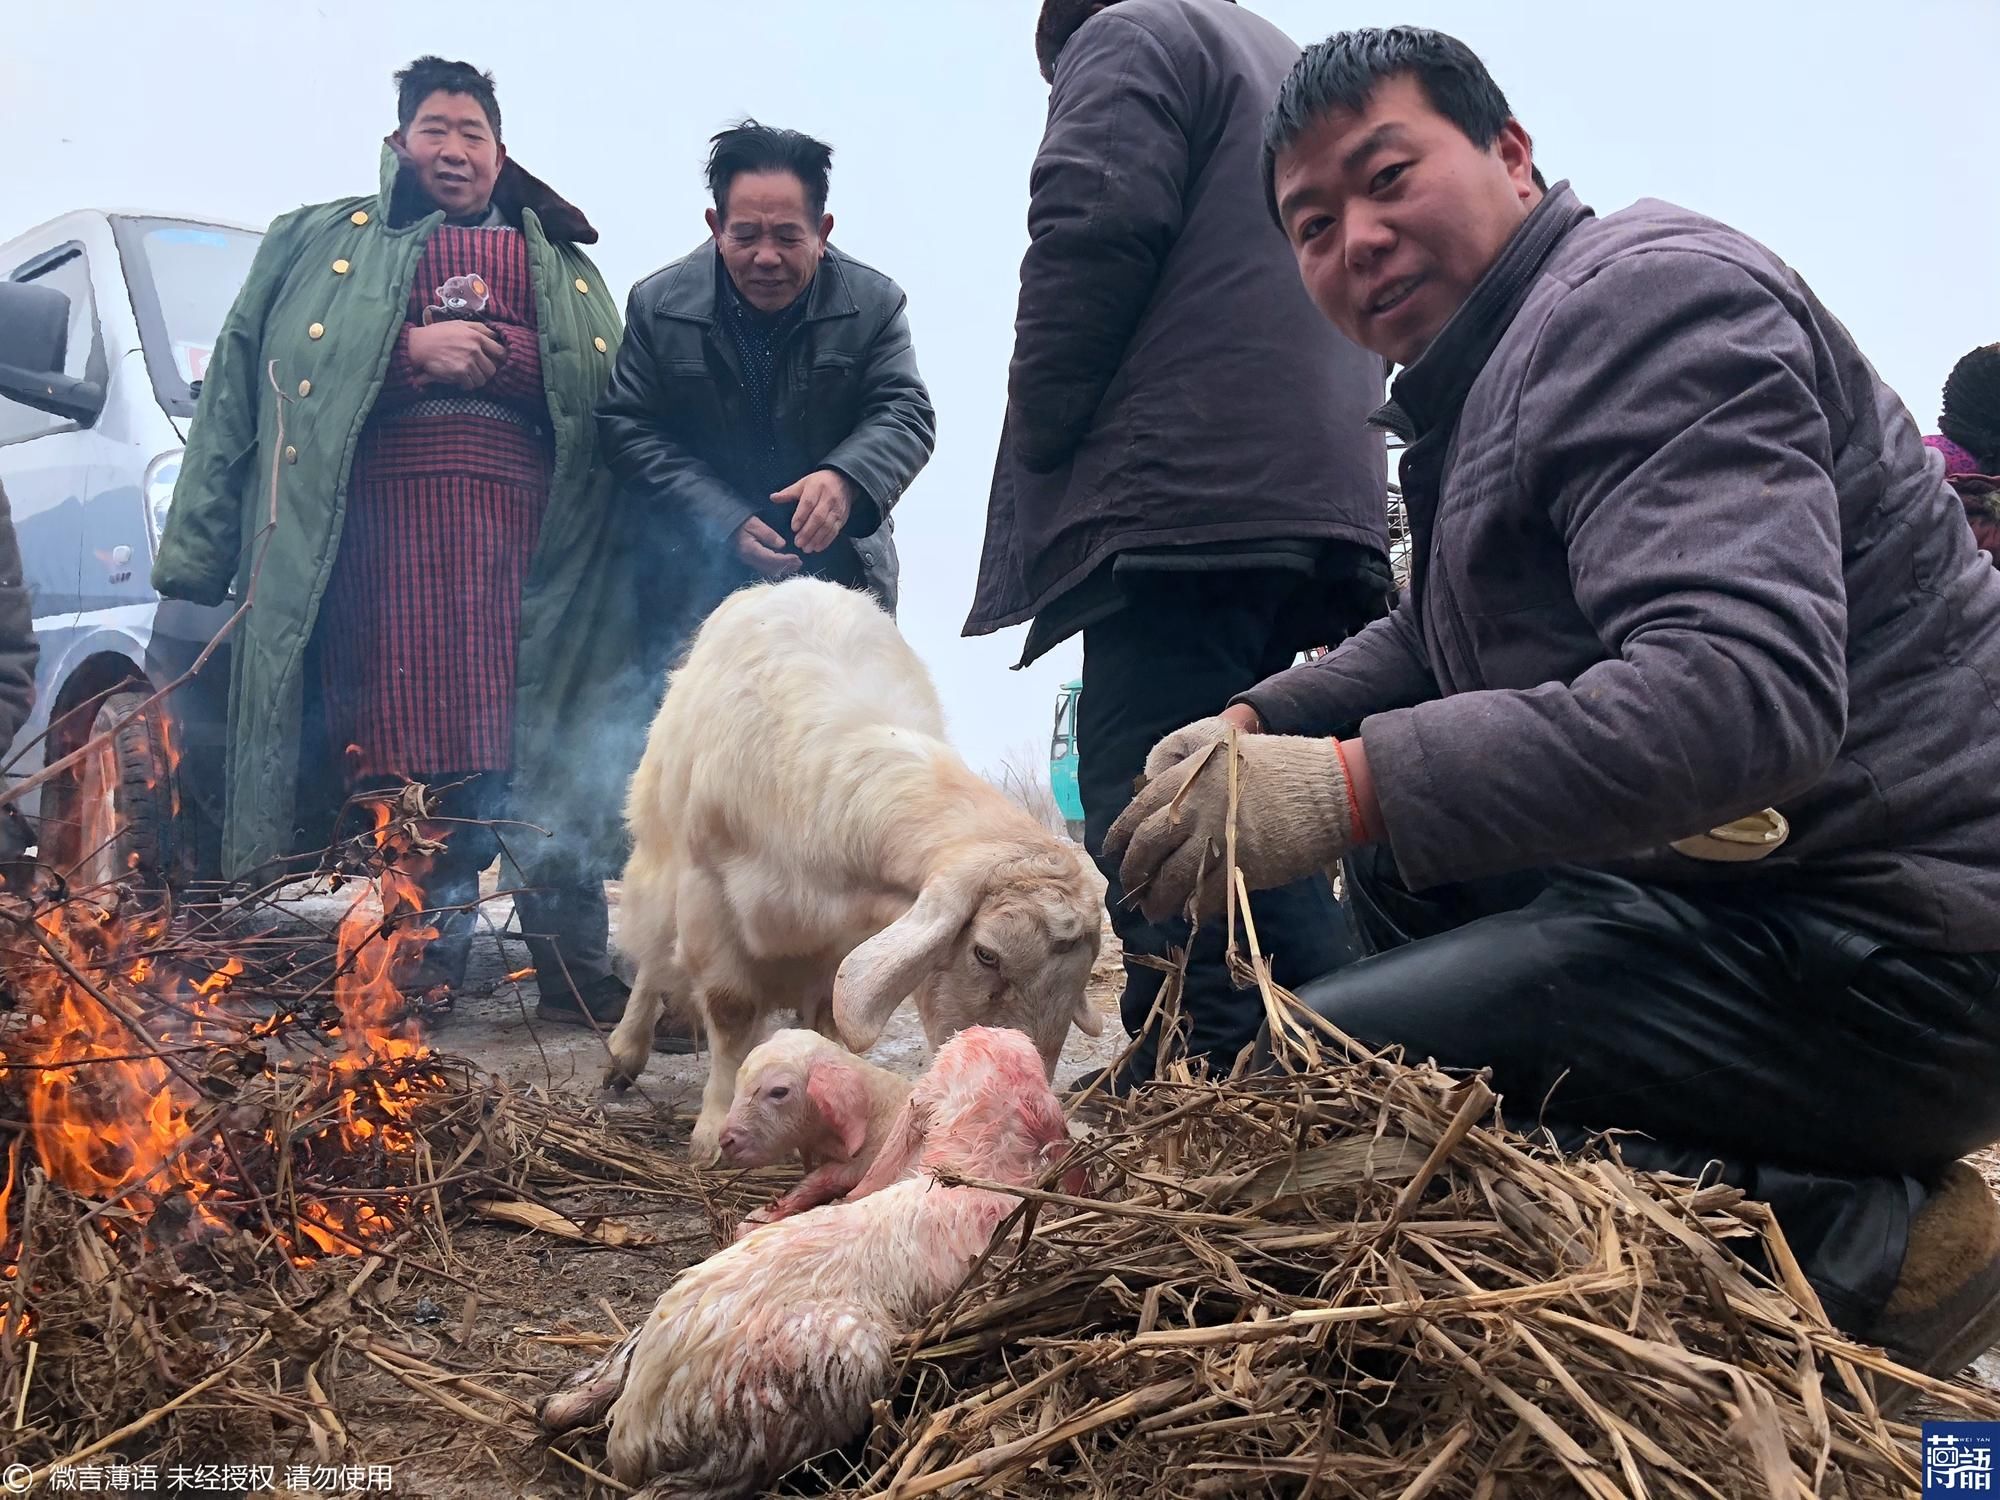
597, 119, 936, 643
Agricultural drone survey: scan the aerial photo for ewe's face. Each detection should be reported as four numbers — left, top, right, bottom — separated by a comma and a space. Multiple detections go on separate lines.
919, 881, 1101, 1074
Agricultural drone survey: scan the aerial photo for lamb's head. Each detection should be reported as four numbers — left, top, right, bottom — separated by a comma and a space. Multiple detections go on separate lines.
715, 1029, 868, 1167
847, 1026, 1081, 1198
831, 841, 1104, 1077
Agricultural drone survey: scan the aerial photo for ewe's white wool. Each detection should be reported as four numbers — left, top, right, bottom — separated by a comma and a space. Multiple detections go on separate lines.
607, 578, 1104, 1163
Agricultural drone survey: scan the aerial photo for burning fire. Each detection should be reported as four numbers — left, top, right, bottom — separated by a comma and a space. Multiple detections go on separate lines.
0, 784, 456, 1299
295, 797, 444, 1259
1, 1134, 24, 1338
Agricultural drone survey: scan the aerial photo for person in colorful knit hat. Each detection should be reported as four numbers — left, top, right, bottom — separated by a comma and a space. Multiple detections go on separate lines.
1928, 343, 2000, 559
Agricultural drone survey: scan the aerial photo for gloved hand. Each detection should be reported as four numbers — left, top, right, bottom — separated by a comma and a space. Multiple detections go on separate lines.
1138, 714, 1237, 782
1104, 729, 1360, 923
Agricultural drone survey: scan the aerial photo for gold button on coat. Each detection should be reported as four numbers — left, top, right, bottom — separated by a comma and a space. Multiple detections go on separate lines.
284, 446, 298, 464
593, 337, 607, 353
308, 322, 324, 339
573, 278, 589, 294
350, 210, 369, 226
332, 258, 350, 274
297, 379, 311, 397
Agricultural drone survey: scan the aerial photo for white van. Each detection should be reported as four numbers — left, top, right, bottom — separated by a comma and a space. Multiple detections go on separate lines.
0, 210, 263, 884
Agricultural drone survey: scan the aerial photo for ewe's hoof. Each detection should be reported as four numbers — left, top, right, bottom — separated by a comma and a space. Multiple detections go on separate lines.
602, 1035, 651, 1092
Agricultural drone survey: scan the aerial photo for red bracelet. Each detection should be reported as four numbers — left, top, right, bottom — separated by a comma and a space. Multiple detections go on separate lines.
1330, 738, 1371, 844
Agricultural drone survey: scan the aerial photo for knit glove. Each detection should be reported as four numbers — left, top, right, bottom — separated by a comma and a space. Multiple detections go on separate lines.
1104, 729, 1360, 924
1136, 715, 1239, 783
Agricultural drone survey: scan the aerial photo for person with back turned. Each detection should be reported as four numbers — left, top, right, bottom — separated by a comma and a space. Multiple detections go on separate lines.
966, 0, 1394, 1096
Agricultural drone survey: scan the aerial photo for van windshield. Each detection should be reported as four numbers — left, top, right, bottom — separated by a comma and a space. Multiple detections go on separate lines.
113, 217, 263, 419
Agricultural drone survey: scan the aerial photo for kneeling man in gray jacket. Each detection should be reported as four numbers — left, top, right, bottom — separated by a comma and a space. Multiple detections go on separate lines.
1107, 26, 2000, 1402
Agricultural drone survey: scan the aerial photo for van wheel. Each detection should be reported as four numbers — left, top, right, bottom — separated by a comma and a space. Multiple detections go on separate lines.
51, 689, 181, 893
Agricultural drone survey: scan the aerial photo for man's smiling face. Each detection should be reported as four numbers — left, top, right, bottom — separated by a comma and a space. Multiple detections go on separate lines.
396, 88, 504, 219
1271, 73, 1540, 367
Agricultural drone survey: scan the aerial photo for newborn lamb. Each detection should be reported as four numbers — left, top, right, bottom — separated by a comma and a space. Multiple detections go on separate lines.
715, 1028, 911, 1239
536, 1026, 1080, 1499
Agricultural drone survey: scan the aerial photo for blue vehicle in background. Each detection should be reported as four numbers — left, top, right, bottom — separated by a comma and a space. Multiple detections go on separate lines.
1048, 678, 1084, 842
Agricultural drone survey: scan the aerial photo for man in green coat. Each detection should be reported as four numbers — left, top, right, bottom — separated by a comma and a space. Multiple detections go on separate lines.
154, 57, 658, 1033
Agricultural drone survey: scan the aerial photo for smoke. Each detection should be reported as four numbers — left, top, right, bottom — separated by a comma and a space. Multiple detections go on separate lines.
984, 738, 1067, 837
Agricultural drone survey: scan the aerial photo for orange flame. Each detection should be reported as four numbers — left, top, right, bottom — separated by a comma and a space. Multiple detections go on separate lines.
155, 704, 184, 823
0, 780, 457, 1293
0, 1135, 19, 1229
305, 794, 449, 1253
11, 898, 224, 1234
0, 1133, 27, 1338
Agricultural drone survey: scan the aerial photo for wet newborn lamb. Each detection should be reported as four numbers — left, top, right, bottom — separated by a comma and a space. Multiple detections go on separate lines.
536, 1026, 1081, 1500
715, 1028, 911, 1239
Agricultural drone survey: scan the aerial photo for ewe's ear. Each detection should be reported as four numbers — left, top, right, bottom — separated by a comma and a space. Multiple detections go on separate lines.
805, 1059, 872, 1161
1070, 992, 1105, 1037
833, 860, 986, 1052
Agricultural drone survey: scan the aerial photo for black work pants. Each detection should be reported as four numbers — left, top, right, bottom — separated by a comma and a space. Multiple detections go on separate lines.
1290, 848, 2000, 1332
1077, 571, 1368, 1082
350, 773, 613, 1004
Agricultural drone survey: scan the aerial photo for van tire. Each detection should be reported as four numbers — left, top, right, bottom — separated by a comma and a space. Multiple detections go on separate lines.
51, 689, 181, 892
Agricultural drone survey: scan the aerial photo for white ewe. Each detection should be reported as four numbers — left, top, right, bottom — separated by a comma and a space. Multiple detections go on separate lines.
607, 578, 1103, 1162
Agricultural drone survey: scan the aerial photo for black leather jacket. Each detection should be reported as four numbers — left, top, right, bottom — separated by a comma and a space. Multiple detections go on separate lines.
597, 242, 935, 616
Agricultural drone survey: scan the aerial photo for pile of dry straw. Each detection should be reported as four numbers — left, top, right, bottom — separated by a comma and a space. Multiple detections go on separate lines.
7, 823, 1998, 1495
804, 904, 2000, 1498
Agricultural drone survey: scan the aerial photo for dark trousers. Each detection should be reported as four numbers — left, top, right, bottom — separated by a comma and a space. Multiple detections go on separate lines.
352, 773, 613, 1004
1292, 847, 2000, 1332
1077, 572, 1365, 1081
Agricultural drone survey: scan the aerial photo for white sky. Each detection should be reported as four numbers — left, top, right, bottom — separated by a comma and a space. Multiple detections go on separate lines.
6, 1, 1995, 778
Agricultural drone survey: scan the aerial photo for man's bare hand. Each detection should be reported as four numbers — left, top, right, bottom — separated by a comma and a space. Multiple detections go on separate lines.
734, 517, 804, 579
407, 321, 505, 389
771, 469, 855, 555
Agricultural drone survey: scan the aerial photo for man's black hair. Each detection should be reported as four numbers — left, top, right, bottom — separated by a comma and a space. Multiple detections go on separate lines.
705, 119, 835, 220
1260, 26, 1544, 225
1941, 344, 2000, 473
394, 56, 502, 141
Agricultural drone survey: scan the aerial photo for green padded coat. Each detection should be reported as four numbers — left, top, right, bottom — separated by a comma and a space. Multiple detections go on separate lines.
152, 142, 643, 883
